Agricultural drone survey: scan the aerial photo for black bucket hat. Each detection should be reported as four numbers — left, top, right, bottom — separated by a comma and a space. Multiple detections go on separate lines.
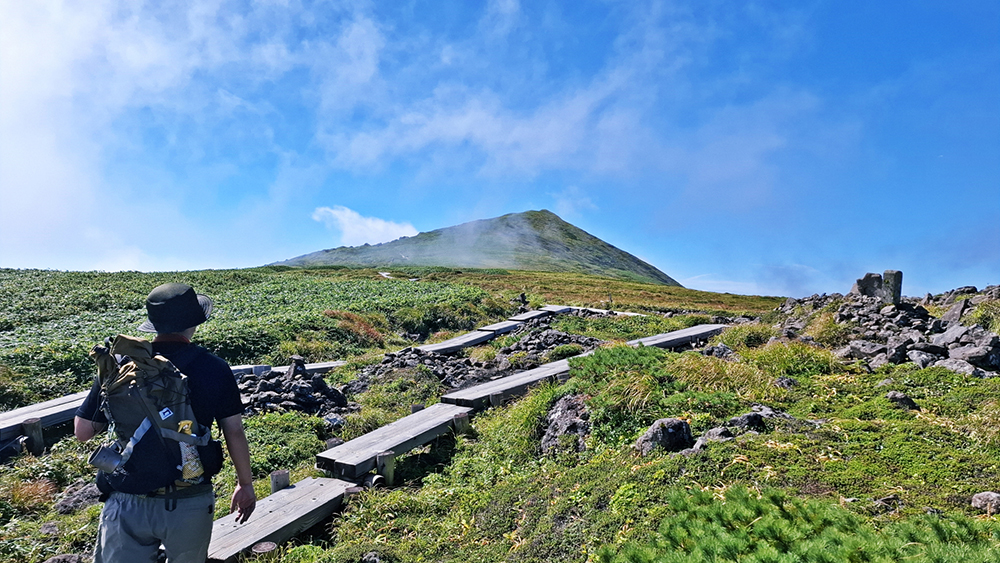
137, 283, 214, 333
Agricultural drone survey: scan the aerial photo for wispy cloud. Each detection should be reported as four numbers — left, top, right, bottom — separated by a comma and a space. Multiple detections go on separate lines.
550, 186, 598, 220
312, 206, 418, 247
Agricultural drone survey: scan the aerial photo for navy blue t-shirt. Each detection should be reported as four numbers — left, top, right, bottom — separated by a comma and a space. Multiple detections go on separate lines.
76, 342, 244, 433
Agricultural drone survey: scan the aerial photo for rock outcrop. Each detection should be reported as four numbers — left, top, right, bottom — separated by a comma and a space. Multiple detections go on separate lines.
777, 275, 1000, 377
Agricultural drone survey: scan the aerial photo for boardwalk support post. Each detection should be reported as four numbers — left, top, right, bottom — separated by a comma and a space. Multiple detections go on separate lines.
251, 541, 278, 560
453, 412, 471, 436
376, 450, 395, 487
21, 418, 43, 456
270, 470, 290, 494
489, 393, 503, 408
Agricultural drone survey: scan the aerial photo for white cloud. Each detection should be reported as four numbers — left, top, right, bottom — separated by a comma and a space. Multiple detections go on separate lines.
311, 206, 418, 247
550, 186, 598, 220
480, 0, 521, 38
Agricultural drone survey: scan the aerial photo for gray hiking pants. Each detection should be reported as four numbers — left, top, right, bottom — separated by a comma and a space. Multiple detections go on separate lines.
94, 490, 215, 563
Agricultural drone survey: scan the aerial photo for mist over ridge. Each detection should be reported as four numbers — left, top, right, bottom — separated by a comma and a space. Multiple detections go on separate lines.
274, 210, 681, 286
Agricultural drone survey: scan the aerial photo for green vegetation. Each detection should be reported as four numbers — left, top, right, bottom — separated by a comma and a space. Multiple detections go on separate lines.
600, 486, 1000, 563
0, 267, 512, 404
2, 268, 999, 562
969, 299, 1000, 334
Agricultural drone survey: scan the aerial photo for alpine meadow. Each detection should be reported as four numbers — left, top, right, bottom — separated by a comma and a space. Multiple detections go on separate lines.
1, 264, 1000, 562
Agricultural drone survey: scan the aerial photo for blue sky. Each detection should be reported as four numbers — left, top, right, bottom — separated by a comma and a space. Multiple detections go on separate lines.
1, 0, 997, 298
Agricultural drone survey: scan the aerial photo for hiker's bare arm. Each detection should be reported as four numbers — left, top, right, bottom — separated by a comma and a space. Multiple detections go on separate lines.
220, 414, 256, 523
74, 416, 106, 442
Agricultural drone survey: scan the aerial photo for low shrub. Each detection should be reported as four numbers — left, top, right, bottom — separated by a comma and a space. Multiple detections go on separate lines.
804, 312, 854, 347
242, 412, 327, 479
547, 343, 584, 362
968, 300, 1000, 334
665, 353, 778, 402
743, 342, 838, 379
7, 479, 57, 513
598, 486, 1000, 563
713, 324, 776, 350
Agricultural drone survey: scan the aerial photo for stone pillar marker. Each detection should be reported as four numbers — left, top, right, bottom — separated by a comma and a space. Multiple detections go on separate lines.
849, 270, 903, 307
883, 270, 902, 307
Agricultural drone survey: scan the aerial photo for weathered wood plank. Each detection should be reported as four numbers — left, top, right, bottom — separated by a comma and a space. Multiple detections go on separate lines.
478, 320, 523, 334
207, 477, 352, 563
0, 391, 89, 442
627, 324, 727, 349
540, 304, 574, 314
509, 310, 552, 322
230, 364, 272, 377
441, 359, 574, 410
316, 403, 472, 479
268, 360, 346, 376
416, 331, 495, 354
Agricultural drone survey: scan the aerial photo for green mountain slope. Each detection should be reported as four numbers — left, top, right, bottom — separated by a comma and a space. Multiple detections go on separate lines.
274, 210, 681, 286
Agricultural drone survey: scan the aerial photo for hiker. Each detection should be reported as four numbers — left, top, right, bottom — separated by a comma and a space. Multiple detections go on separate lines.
74, 283, 256, 563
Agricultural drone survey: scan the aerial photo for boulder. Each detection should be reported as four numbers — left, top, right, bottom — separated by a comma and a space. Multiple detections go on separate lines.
634, 418, 693, 456
931, 324, 970, 348
54, 482, 101, 515
869, 354, 890, 370
935, 359, 988, 378
941, 300, 970, 324
693, 427, 734, 450
850, 273, 884, 299
910, 341, 949, 356
850, 340, 888, 359
949, 345, 993, 367
971, 492, 1000, 514
727, 412, 767, 431
42, 557, 83, 563
540, 395, 589, 454
886, 391, 919, 410
906, 350, 937, 369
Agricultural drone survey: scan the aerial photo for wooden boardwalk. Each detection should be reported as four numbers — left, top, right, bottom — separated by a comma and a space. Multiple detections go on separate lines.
316, 402, 473, 479
627, 324, 727, 349
442, 324, 728, 412
509, 310, 553, 322
416, 331, 495, 354
478, 320, 523, 334
266, 360, 347, 376
207, 477, 353, 562
441, 358, 580, 410
0, 390, 89, 442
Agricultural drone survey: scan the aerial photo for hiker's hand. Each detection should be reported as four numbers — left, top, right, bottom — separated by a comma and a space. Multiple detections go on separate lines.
231, 483, 256, 524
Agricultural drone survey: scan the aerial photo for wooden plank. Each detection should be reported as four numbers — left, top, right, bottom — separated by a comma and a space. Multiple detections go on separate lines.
540, 305, 574, 314
509, 310, 552, 322
627, 324, 727, 349
416, 331, 495, 354
441, 359, 573, 410
0, 391, 89, 442
478, 320, 523, 334
316, 403, 472, 479
208, 477, 352, 563
231, 364, 271, 377
268, 360, 346, 376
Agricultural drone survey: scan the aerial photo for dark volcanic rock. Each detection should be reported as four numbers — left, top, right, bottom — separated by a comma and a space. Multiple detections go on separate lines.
634, 418, 693, 456
886, 391, 920, 410
777, 279, 1000, 378
540, 395, 590, 454
54, 481, 101, 515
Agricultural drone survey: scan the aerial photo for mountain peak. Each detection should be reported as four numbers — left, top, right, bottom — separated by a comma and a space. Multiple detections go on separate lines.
274, 210, 681, 286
